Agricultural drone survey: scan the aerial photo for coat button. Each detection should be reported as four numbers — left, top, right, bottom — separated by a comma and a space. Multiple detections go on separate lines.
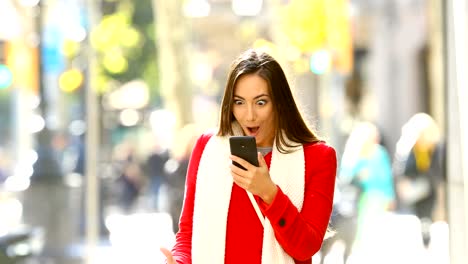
279, 218, 286, 227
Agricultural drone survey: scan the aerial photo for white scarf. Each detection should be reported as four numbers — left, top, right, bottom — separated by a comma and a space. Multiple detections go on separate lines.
192, 127, 305, 264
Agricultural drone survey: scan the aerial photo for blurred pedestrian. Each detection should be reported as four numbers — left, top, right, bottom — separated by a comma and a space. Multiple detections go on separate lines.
339, 121, 396, 253
144, 141, 169, 211
163, 124, 199, 233
394, 113, 445, 246
319, 178, 359, 264
161, 49, 337, 264
72, 133, 86, 177
0, 148, 9, 183
114, 141, 144, 212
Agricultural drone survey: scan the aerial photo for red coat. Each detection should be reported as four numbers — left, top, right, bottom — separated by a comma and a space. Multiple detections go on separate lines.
171, 133, 337, 263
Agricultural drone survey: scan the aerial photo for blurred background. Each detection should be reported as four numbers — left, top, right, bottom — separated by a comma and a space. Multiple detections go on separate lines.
0, 0, 466, 263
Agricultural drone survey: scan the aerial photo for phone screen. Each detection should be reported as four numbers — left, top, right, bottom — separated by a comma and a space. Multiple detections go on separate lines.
229, 136, 259, 170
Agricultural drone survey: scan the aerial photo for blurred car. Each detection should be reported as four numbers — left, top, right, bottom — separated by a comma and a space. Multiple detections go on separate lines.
0, 226, 44, 264
0, 180, 44, 263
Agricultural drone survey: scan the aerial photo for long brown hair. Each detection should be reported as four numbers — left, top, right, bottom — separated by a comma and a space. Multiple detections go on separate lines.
217, 49, 320, 153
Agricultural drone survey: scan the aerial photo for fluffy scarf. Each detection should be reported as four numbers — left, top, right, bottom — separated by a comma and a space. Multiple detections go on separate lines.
192, 124, 305, 264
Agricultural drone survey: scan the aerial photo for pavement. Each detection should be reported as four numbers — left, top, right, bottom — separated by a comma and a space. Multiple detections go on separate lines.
12, 182, 450, 264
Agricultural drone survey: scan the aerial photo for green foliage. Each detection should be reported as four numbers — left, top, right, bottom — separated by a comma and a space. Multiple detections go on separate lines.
92, 0, 159, 103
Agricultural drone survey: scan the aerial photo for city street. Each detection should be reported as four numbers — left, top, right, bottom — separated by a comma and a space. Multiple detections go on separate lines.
1, 0, 467, 263
11, 181, 449, 264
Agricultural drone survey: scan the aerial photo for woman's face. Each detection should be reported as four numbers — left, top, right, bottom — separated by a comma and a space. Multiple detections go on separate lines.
232, 74, 276, 147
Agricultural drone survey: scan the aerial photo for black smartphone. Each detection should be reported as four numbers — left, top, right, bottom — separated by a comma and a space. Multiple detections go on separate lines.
229, 136, 259, 170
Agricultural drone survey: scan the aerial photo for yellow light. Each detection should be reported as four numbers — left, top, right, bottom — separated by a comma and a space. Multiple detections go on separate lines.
59, 69, 83, 92
325, 0, 353, 74
5, 40, 39, 94
62, 40, 80, 58
103, 53, 128, 74
120, 28, 141, 48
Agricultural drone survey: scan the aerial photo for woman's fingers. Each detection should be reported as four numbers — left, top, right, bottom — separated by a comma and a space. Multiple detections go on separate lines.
229, 155, 252, 171
160, 247, 176, 264
257, 152, 267, 167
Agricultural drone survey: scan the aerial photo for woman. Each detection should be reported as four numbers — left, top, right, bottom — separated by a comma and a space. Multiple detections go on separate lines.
161, 49, 337, 264
338, 122, 395, 253
394, 113, 445, 246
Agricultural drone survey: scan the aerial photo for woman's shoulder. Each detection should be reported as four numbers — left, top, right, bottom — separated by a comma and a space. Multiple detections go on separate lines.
303, 141, 337, 159
303, 141, 335, 151
189, 130, 217, 160
302, 141, 337, 175
194, 129, 217, 148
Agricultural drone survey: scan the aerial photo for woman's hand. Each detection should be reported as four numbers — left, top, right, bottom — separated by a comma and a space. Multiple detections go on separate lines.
160, 247, 176, 264
230, 152, 278, 204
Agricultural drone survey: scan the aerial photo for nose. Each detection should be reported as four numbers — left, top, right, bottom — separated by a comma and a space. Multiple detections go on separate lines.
246, 104, 256, 121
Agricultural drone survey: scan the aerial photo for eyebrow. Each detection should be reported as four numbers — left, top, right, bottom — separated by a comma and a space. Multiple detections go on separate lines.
233, 94, 269, 100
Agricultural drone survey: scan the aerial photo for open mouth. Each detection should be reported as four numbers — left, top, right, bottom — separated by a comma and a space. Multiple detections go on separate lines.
247, 126, 259, 134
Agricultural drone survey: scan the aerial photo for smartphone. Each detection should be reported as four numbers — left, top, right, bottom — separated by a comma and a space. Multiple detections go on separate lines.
229, 136, 259, 170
